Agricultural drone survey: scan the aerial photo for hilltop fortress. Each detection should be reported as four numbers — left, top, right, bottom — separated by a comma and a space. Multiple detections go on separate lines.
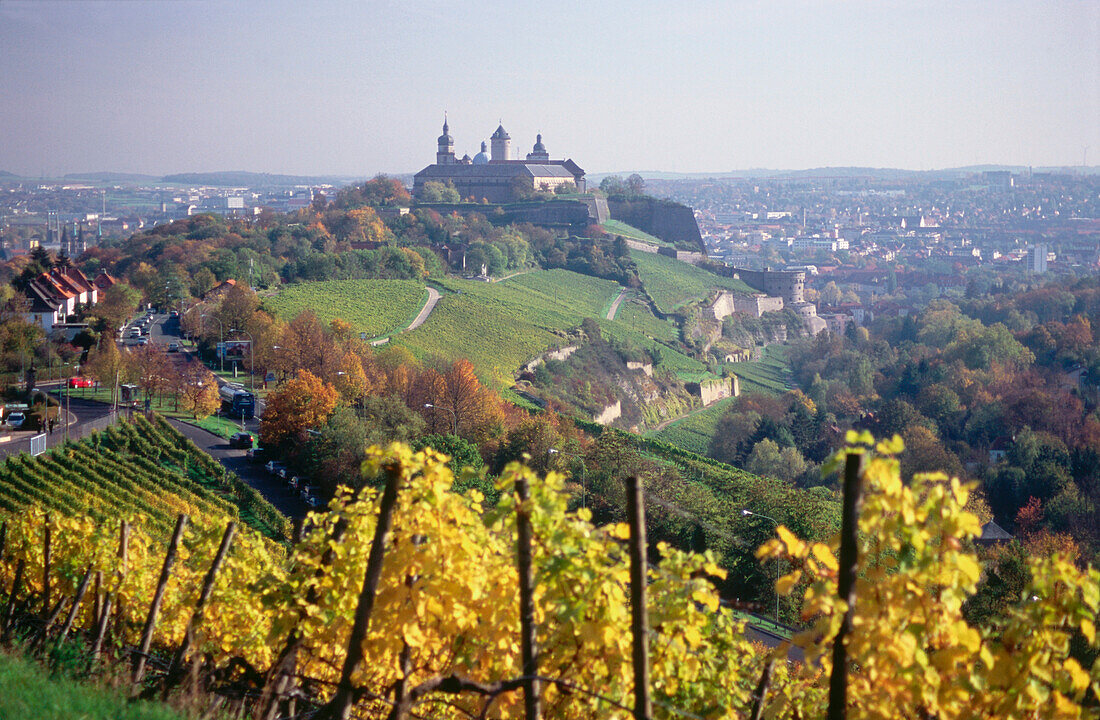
413, 119, 586, 203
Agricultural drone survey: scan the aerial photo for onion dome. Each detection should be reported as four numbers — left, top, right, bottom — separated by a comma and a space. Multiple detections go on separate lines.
473, 141, 490, 164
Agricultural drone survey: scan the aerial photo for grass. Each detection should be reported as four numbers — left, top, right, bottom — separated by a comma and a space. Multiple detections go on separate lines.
631, 249, 756, 313
0, 650, 186, 720
595, 319, 710, 381
398, 270, 622, 388
610, 294, 680, 342
728, 344, 793, 396
601, 219, 670, 246
650, 395, 737, 455
192, 414, 248, 440
263, 279, 427, 338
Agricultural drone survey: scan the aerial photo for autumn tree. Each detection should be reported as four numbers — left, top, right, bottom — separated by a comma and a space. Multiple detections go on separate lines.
130, 343, 171, 404
435, 359, 503, 440
175, 361, 220, 419
85, 339, 133, 404
89, 282, 141, 334
261, 369, 338, 447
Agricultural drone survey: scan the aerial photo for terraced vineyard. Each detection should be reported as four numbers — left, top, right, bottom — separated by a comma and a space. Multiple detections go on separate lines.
650, 395, 737, 455
631, 249, 755, 313
0, 415, 289, 540
600, 219, 670, 247
399, 270, 621, 387
729, 344, 793, 396
264, 279, 426, 338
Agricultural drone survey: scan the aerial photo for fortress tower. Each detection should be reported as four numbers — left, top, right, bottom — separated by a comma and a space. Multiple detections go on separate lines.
526, 133, 549, 162
490, 123, 510, 163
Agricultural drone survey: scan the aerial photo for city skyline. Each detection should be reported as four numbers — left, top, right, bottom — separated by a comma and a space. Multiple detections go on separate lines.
1, 0, 1097, 178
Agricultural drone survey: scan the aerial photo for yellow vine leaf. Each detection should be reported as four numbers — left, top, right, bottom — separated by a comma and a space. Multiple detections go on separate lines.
776, 570, 802, 596
776, 525, 805, 557
1080, 618, 1095, 644
811, 543, 838, 572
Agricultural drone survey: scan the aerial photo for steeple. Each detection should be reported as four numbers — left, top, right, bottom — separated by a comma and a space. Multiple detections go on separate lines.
436, 114, 455, 165
526, 132, 549, 162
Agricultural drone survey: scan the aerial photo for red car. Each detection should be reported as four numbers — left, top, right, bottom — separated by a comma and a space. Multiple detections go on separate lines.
68, 377, 94, 388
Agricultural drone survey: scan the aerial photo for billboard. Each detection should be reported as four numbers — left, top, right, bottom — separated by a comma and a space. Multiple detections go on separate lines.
221, 340, 251, 359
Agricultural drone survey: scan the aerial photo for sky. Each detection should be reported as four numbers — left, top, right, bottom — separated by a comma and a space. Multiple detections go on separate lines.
1, 0, 1097, 177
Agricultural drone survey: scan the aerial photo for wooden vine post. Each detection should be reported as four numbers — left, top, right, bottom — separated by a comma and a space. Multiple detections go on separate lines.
133, 513, 188, 685
42, 514, 51, 618
164, 520, 236, 696
318, 462, 402, 720
515, 475, 540, 720
1, 558, 25, 641
625, 476, 652, 720
826, 451, 866, 720
55, 566, 94, 648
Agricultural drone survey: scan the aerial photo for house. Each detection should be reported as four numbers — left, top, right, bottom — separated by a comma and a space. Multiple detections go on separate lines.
976, 521, 1013, 546
203, 278, 238, 300
22, 266, 99, 333
989, 436, 1012, 464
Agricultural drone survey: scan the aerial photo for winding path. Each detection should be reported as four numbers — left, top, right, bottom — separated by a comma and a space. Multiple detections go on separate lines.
406, 287, 442, 331
606, 287, 628, 320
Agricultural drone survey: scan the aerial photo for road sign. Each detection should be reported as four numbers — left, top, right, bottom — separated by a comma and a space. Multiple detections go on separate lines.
217, 342, 227, 358
30, 433, 46, 456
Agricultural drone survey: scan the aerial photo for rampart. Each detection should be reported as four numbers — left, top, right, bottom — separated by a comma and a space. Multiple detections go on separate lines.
705, 263, 806, 305
607, 197, 706, 253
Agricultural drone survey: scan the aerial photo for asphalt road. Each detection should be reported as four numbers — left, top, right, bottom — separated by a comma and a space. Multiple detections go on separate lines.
0, 392, 117, 460
167, 418, 307, 520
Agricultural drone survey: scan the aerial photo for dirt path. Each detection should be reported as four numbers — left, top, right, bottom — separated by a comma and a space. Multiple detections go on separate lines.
606, 287, 628, 320
406, 287, 442, 331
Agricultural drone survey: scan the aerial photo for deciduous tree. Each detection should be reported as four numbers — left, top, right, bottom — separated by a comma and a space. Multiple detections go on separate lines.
261, 369, 338, 446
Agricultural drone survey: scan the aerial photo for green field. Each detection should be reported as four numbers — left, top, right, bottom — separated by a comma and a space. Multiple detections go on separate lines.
398, 270, 622, 387
595, 319, 709, 381
650, 395, 737, 455
631, 250, 755, 313
0, 415, 289, 540
729, 344, 793, 396
601, 219, 670, 247
264, 279, 427, 338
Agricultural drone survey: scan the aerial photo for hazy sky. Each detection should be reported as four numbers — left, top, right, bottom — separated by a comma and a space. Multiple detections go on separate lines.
1, 0, 1097, 177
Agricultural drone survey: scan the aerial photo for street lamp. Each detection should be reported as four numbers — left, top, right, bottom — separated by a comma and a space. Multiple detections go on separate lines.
229, 328, 255, 394
201, 314, 224, 373
742, 509, 782, 624
423, 403, 457, 435
548, 447, 587, 508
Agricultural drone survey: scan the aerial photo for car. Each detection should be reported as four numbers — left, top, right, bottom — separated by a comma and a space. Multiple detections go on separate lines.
265, 461, 286, 476
306, 496, 322, 508
67, 376, 94, 388
246, 446, 265, 462
170, 310, 179, 318
136, 337, 149, 346
167, 342, 180, 352
4, 412, 25, 429
277, 466, 290, 479
129, 328, 141, 338
141, 327, 150, 336
229, 431, 254, 449
287, 476, 300, 489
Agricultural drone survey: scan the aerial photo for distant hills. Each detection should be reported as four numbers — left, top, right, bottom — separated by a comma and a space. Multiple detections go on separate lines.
0, 170, 360, 187
591, 165, 1100, 181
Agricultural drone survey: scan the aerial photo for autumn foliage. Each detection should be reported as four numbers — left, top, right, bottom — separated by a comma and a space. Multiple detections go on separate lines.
260, 369, 339, 447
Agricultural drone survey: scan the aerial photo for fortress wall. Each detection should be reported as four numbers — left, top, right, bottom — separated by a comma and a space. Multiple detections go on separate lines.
607, 197, 706, 253
593, 400, 622, 425
686, 377, 736, 405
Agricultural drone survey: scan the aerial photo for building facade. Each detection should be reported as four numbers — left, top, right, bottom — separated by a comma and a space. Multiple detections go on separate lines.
413, 119, 586, 203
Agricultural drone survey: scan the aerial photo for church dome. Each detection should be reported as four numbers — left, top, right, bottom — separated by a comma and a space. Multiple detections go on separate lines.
473, 141, 490, 164
532, 133, 546, 153
437, 118, 453, 145
491, 124, 510, 140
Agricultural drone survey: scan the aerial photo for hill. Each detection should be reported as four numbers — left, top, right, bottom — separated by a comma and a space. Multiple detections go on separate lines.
160, 171, 357, 187
264, 279, 427, 340
631, 249, 754, 313
0, 414, 289, 540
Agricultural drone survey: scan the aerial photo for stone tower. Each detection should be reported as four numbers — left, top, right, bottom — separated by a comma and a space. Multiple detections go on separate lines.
436, 116, 455, 165
490, 123, 510, 163
526, 133, 549, 162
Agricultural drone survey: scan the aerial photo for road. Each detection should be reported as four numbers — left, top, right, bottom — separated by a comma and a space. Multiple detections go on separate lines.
406, 287, 442, 331
168, 418, 307, 520
606, 287, 628, 320
0, 393, 117, 460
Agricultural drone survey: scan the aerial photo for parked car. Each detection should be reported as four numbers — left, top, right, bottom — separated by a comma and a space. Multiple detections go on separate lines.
167, 342, 179, 352
129, 327, 141, 338
4, 412, 25, 429
246, 446, 265, 462
265, 461, 285, 476
141, 326, 150, 336
229, 431, 254, 449
306, 496, 322, 508
170, 310, 179, 318
277, 466, 290, 479
67, 376, 94, 388
136, 338, 149, 346
287, 476, 300, 489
